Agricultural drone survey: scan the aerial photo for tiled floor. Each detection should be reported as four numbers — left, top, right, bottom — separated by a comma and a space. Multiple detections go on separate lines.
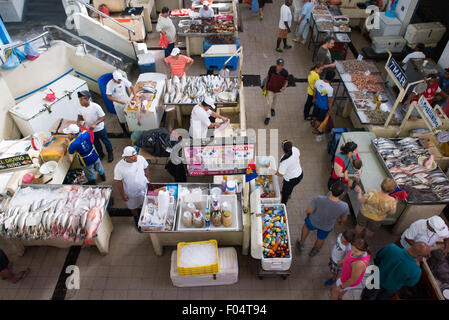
0, 2, 401, 300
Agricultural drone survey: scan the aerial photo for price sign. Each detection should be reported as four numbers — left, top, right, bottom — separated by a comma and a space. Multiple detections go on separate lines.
0, 154, 33, 171
418, 95, 442, 129
365, 70, 371, 76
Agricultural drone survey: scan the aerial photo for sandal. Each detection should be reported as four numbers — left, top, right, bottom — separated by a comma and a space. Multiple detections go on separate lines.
13, 268, 30, 284
309, 249, 320, 257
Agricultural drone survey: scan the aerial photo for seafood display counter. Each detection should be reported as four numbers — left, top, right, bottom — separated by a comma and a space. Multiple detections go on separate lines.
0, 184, 114, 256
139, 183, 246, 256
337, 132, 449, 235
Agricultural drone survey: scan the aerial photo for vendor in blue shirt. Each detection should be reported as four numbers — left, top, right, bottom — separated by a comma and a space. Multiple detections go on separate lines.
361, 242, 430, 300
63, 124, 106, 185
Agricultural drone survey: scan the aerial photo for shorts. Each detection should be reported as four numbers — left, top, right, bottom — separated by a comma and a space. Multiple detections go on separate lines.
0, 249, 9, 272
278, 29, 289, 39
328, 259, 341, 275
83, 158, 105, 181
336, 278, 361, 291
357, 213, 383, 233
312, 107, 328, 122
304, 216, 332, 240
258, 0, 265, 8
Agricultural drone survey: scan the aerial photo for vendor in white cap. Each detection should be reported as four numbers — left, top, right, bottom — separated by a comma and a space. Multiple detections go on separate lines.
114, 146, 150, 226
163, 47, 194, 78
189, 96, 229, 139
199, 1, 215, 20
106, 70, 136, 136
398, 216, 449, 255
63, 124, 105, 185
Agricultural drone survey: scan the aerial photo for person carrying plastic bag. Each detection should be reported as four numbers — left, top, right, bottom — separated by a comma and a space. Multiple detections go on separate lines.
293, 0, 314, 45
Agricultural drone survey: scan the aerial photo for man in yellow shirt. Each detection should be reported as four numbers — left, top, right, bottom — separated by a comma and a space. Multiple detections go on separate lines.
304, 63, 323, 120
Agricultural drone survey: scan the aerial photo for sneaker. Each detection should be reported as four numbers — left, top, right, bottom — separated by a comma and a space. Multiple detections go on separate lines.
276, 48, 283, 53
309, 249, 320, 257
260, 13, 264, 20
325, 278, 335, 286
264, 118, 270, 125
271, 109, 275, 117
107, 153, 114, 163
285, 45, 292, 49
296, 240, 305, 252
99, 174, 106, 182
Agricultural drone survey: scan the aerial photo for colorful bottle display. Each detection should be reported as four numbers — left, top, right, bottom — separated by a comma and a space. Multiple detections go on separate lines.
261, 205, 290, 258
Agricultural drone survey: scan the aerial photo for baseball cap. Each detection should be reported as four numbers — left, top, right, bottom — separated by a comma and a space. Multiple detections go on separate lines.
63, 124, 80, 135
276, 58, 284, 66
113, 70, 123, 81
171, 47, 181, 56
203, 1, 209, 6
122, 146, 137, 157
202, 96, 216, 109
428, 216, 449, 237
77, 90, 91, 99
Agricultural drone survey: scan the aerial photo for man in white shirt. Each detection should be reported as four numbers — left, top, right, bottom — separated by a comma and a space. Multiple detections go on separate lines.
106, 70, 136, 136
401, 43, 426, 70
399, 216, 449, 255
156, 6, 177, 57
77, 90, 114, 163
199, 1, 214, 20
114, 146, 150, 226
189, 96, 229, 140
276, 0, 293, 53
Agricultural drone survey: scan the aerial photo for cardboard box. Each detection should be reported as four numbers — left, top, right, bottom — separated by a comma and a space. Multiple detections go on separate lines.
92, 0, 126, 13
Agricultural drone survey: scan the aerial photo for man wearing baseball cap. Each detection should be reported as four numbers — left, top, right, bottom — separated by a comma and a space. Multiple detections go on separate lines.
189, 96, 230, 139
199, 1, 214, 20
262, 58, 289, 125
398, 216, 449, 255
106, 70, 136, 136
163, 47, 194, 78
114, 146, 150, 226
77, 90, 114, 163
63, 124, 105, 185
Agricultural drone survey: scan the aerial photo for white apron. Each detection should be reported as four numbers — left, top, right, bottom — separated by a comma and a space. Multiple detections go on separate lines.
123, 161, 148, 210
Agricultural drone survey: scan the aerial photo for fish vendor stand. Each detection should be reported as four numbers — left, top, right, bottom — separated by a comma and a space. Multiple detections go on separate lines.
0, 128, 114, 255
176, 0, 238, 56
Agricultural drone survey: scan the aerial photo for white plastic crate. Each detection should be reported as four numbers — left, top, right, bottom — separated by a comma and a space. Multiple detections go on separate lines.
404, 22, 446, 45
250, 156, 281, 204
170, 247, 238, 287
207, 194, 240, 231
177, 194, 209, 231
372, 36, 407, 54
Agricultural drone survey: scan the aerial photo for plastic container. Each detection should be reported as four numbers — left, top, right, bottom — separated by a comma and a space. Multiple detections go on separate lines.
404, 22, 446, 45
177, 195, 209, 231
98, 73, 116, 114
177, 240, 219, 276
22, 173, 34, 184
372, 36, 406, 54
137, 53, 156, 73
207, 194, 239, 230
225, 180, 236, 194
203, 37, 241, 71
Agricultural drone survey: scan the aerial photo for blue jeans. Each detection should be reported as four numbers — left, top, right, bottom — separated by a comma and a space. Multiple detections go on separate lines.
295, 19, 310, 40
93, 127, 113, 156
165, 43, 175, 58
83, 158, 104, 181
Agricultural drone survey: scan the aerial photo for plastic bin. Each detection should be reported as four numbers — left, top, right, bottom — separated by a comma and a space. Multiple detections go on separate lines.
203, 37, 240, 71
98, 73, 116, 114
177, 240, 219, 276
137, 53, 156, 73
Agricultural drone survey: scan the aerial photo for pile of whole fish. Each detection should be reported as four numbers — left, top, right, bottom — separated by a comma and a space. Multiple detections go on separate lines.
164, 75, 239, 105
373, 137, 449, 202
0, 185, 111, 245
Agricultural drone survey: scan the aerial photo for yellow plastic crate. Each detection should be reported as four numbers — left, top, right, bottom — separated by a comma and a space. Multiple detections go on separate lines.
177, 240, 219, 276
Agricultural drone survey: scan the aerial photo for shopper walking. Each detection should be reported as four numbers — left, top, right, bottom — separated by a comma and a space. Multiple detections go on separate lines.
312, 69, 335, 134
303, 62, 323, 120
292, 0, 314, 45
297, 181, 349, 256
258, 0, 265, 20
276, 0, 293, 52
114, 146, 151, 226
328, 141, 360, 190
262, 58, 289, 125
0, 249, 30, 283
316, 36, 336, 76
330, 237, 370, 300
269, 140, 303, 205
325, 229, 355, 286
77, 90, 114, 163
64, 124, 105, 185
361, 242, 430, 300
156, 7, 177, 57
397, 216, 449, 255
354, 178, 398, 239
106, 70, 136, 136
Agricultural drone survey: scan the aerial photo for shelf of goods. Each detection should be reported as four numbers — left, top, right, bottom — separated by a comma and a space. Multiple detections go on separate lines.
0, 184, 113, 255
249, 156, 280, 204
139, 183, 245, 256
334, 59, 403, 127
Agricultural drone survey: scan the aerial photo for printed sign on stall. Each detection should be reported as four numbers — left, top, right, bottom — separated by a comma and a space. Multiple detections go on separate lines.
0, 154, 33, 171
388, 58, 408, 89
418, 95, 442, 129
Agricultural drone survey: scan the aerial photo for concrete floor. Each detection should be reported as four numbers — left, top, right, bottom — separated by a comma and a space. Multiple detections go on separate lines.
0, 1, 401, 300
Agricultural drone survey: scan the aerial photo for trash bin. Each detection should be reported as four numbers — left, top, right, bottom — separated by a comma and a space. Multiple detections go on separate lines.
98, 73, 116, 114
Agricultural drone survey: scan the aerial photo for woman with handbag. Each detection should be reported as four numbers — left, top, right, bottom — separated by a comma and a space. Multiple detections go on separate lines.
328, 141, 359, 190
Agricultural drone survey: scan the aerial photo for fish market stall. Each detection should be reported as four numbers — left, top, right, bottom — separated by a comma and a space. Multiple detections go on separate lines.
124, 73, 167, 132
0, 184, 114, 255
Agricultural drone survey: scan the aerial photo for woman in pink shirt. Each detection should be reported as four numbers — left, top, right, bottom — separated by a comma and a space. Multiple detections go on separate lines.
331, 237, 370, 300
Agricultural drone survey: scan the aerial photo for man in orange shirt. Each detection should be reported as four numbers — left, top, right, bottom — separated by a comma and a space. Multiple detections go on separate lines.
163, 47, 194, 77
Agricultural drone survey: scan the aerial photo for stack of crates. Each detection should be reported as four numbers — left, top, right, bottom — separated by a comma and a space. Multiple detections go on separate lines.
327, 128, 349, 161
203, 37, 240, 71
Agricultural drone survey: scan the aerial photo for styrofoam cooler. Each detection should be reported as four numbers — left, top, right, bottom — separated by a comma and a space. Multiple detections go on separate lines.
250, 156, 281, 204
404, 22, 446, 45
203, 42, 240, 71
137, 53, 156, 73
250, 190, 292, 271
371, 36, 406, 54
369, 13, 401, 38
170, 247, 238, 287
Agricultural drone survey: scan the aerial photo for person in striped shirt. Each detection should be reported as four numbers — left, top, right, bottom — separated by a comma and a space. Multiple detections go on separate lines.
164, 47, 194, 77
